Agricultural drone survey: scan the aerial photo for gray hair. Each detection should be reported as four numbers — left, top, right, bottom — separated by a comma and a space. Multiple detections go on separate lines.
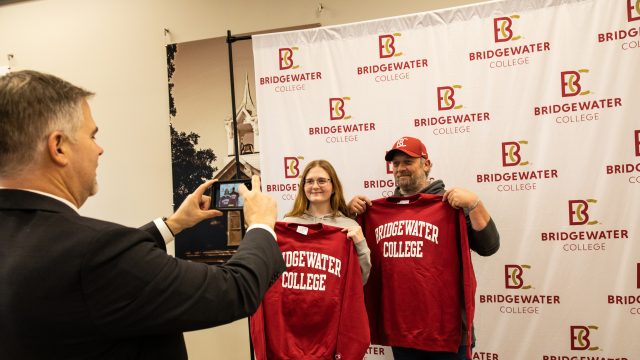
420, 157, 432, 178
0, 70, 94, 176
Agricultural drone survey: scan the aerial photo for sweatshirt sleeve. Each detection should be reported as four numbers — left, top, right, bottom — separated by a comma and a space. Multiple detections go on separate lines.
335, 241, 371, 360
466, 215, 500, 256
354, 240, 372, 285
250, 303, 267, 360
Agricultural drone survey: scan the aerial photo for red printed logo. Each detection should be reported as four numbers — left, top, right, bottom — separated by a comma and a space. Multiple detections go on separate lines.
386, 160, 394, 174
570, 325, 599, 351
634, 130, 640, 156
561, 69, 590, 97
284, 156, 304, 178
568, 199, 598, 226
493, 15, 521, 42
437, 85, 463, 111
329, 97, 351, 120
378, 33, 403, 58
279, 47, 299, 70
501, 141, 529, 167
505, 264, 532, 289
629, 0, 640, 22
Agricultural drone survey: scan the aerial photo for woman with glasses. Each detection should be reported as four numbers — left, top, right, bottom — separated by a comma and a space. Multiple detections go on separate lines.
283, 159, 371, 284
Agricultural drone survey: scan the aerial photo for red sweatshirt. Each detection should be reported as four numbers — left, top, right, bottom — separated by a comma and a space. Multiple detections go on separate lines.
359, 193, 476, 358
251, 222, 370, 360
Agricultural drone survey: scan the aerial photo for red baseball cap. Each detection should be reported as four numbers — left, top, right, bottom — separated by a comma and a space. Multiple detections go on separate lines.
384, 136, 429, 161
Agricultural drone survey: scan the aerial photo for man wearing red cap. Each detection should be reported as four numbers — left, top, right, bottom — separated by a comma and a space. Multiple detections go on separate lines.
349, 136, 499, 360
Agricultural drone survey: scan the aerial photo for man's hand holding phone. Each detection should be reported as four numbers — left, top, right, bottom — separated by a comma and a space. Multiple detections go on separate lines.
165, 179, 224, 235
239, 175, 277, 229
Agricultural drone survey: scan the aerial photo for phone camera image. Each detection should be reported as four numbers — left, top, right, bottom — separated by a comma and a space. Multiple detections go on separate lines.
212, 180, 252, 211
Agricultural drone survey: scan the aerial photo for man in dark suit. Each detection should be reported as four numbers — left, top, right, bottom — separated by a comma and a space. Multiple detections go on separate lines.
0, 70, 286, 359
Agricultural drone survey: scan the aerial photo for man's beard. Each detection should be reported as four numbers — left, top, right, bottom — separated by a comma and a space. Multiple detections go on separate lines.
396, 172, 423, 195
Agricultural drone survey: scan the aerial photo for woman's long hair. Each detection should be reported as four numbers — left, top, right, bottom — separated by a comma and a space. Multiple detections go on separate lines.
284, 159, 351, 218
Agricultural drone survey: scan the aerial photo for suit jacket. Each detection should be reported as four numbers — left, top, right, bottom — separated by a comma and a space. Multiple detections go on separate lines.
0, 189, 285, 360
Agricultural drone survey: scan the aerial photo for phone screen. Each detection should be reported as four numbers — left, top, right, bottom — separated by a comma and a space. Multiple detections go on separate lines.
213, 180, 251, 210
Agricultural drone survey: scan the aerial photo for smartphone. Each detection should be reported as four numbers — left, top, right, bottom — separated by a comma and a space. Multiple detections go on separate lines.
211, 179, 252, 211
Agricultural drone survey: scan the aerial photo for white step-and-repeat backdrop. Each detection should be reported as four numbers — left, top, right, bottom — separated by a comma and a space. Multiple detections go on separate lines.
252, 0, 639, 358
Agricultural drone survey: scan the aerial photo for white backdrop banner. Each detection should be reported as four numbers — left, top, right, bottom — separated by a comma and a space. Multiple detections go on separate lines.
253, 0, 640, 358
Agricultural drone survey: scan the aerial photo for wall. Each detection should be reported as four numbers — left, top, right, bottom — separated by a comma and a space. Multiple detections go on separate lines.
252, 1, 640, 358
0, 0, 489, 358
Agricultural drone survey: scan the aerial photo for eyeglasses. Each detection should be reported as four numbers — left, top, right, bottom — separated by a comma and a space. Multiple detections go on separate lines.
304, 177, 332, 186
